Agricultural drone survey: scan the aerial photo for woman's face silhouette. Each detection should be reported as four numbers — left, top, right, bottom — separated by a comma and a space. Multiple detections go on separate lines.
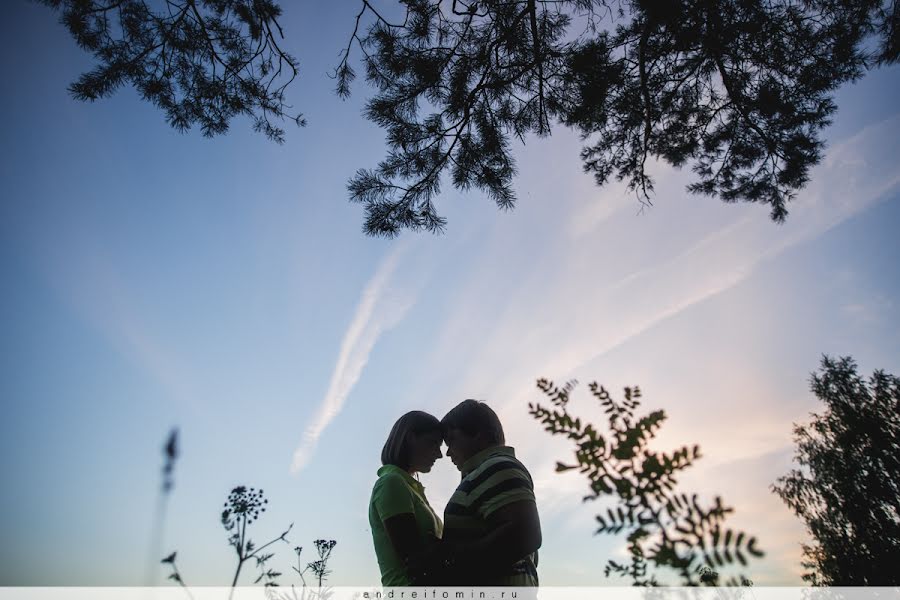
407, 430, 443, 474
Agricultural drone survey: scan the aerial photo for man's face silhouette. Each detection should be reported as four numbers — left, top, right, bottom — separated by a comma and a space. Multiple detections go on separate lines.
444, 428, 486, 471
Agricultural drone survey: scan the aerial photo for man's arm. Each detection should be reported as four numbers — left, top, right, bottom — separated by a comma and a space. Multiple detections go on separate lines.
453, 499, 542, 571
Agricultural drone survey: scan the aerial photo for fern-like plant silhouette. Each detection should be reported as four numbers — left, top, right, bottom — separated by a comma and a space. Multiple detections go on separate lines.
529, 378, 763, 585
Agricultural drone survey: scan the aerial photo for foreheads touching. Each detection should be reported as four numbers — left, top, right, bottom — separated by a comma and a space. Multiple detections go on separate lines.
440, 400, 505, 469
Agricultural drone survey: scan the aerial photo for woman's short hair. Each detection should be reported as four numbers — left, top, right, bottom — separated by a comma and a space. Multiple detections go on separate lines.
440, 400, 505, 445
381, 411, 442, 469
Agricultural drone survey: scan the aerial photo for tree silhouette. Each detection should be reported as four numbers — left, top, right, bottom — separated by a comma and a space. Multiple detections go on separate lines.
772, 356, 900, 586
39, 1, 898, 234
529, 378, 763, 585
339, 0, 898, 235
39, 0, 304, 142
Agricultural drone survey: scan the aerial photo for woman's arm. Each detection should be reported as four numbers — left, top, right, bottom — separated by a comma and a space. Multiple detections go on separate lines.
385, 515, 448, 584
382, 512, 425, 564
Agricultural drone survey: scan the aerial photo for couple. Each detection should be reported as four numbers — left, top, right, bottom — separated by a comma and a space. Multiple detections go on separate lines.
368, 400, 541, 587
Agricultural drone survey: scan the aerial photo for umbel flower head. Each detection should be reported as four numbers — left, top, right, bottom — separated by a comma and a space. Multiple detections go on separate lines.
221, 486, 268, 529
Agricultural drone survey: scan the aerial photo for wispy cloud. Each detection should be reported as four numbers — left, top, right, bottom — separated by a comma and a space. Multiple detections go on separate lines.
290, 242, 415, 474
35, 231, 201, 414
410, 114, 900, 584
444, 113, 900, 402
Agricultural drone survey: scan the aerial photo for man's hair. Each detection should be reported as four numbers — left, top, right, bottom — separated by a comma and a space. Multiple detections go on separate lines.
381, 411, 442, 470
441, 399, 505, 445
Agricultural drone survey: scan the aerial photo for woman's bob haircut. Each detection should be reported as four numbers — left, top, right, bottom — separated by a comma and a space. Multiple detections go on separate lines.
381, 411, 442, 470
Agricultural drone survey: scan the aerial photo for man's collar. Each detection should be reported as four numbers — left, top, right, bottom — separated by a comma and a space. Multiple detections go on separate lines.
460, 445, 515, 476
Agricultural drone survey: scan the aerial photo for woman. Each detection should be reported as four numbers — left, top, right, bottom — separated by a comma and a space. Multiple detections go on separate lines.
369, 411, 444, 586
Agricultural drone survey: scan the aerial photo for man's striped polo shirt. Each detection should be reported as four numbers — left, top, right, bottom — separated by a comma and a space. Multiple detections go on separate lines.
443, 445, 539, 586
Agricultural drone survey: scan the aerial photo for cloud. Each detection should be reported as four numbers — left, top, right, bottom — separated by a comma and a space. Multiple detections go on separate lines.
34, 231, 201, 414
290, 242, 415, 474
408, 113, 900, 584
460, 113, 900, 399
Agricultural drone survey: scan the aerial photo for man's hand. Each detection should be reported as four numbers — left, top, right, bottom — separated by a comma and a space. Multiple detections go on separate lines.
406, 537, 452, 585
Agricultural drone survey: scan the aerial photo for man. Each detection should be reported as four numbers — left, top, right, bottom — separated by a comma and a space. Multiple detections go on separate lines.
434, 399, 542, 586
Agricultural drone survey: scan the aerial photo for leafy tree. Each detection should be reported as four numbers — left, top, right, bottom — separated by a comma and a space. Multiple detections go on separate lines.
529, 378, 763, 585
338, 0, 898, 235
38, 0, 304, 142
40, 1, 898, 234
772, 356, 900, 586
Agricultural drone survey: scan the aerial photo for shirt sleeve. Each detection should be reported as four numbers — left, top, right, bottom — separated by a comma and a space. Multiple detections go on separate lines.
373, 474, 415, 521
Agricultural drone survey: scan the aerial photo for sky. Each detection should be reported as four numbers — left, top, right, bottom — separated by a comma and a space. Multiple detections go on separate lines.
1, 0, 899, 589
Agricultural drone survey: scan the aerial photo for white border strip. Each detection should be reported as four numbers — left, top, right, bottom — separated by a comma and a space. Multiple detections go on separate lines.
0, 588, 898, 600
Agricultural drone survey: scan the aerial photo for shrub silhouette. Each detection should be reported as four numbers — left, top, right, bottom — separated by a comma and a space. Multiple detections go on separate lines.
529, 378, 763, 585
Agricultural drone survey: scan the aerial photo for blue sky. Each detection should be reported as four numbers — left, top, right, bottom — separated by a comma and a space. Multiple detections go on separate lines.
1, 0, 899, 588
